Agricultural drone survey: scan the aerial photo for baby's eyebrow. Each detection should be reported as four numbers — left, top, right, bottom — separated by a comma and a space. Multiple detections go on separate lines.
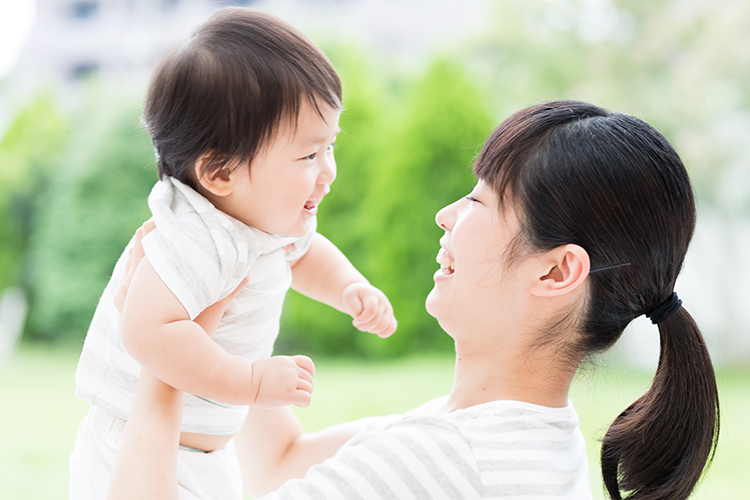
298, 128, 341, 146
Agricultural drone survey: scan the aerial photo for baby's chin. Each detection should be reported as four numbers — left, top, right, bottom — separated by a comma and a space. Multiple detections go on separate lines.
275, 219, 312, 239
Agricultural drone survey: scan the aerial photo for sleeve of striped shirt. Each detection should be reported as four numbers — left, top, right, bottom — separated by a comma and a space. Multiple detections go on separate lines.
260, 418, 483, 500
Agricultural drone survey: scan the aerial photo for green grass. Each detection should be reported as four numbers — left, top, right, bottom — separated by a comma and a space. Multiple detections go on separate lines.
1, 345, 747, 499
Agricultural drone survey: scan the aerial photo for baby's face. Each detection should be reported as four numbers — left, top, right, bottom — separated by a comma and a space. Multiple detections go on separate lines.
221, 99, 340, 237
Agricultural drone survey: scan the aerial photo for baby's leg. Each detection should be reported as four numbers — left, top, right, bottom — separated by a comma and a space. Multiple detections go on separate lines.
69, 406, 243, 500
176, 442, 243, 500
69, 407, 125, 500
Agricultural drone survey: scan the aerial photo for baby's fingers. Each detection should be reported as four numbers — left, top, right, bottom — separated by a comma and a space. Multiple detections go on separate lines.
361, 310, 396, 338
373, 314, 398, 339
352, 295, 380, 329
292, 361, 314, 408
293, 355, 315, 378
292, 388, 313, 408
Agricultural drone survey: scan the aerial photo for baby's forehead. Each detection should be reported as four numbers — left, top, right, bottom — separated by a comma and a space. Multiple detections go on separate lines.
293, 125, 341, 145
277, 104, 341, 144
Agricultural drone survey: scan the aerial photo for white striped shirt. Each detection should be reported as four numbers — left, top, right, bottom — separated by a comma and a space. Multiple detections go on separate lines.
264, 397, 591, 500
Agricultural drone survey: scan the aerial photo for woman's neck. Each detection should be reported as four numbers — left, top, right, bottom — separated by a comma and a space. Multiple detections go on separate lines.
443, 341, 579, 413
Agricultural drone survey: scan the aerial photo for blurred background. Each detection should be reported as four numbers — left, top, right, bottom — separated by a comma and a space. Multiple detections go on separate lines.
0, 0, 748, 498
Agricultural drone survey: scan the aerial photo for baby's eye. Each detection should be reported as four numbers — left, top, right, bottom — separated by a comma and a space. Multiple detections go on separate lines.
304, 152, 317, 161
326, 142, 337, 152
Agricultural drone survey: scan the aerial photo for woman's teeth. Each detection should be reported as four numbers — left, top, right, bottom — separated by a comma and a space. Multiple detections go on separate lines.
436, 248, 455, 275
304, 200, 317, 211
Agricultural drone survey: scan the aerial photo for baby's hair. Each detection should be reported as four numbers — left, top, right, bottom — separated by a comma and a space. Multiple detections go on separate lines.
143, 8, 342, 187
475, 101, 719, 500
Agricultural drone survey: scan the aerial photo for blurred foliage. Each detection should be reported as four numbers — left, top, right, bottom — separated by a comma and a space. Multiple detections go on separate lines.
2, 0, 749, 355
25, 88, 155, 342
354, 58, 491, 356
0, 95, 67, 293
280, 56, 491, 357
465, 0, 750, 212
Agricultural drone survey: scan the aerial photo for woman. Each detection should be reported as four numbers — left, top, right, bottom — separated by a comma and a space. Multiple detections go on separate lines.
107, 101, 719, 500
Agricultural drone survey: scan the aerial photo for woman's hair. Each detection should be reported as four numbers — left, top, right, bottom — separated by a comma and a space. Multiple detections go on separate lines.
143, 8, 342, 188
474, 101, 719, 500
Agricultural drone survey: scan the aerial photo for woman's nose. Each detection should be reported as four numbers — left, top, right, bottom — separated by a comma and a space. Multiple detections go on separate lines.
435, 201, 458, 231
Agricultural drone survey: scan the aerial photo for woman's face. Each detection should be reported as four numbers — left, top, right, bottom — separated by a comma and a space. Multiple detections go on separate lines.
426, 180, 530, 341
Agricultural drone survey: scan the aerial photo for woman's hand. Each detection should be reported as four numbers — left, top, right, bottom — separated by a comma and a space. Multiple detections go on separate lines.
193, 277, 248, 336
113, 219, 155, 313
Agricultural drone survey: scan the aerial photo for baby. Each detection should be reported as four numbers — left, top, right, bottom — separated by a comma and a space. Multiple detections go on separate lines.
69, 8, 396, 500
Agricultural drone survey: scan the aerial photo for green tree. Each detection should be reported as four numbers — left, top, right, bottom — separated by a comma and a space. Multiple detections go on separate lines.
356, 58, 493, 357
0, 95, 67, 293
26, 89, 156, 342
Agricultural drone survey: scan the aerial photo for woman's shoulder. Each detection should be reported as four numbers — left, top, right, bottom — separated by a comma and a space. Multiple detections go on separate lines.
445, 400, 590, 500
356, 397, 580, 433
448, 399, 581, 427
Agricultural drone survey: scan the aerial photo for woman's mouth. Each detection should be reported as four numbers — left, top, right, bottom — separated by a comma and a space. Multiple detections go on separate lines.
436, 247, 455, 275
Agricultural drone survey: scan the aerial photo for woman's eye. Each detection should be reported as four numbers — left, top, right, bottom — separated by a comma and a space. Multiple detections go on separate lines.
465, 194, 479, 203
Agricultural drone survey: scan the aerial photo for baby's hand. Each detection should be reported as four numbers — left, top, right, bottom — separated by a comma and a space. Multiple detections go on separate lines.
341, 283, 397, 338
250, 355, 315, 408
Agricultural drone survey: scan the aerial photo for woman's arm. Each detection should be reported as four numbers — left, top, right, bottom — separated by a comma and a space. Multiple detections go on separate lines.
107, 370, 184, 500
242, 416, 482, 500
108, 267, 251, 500
235, 406, 355, 497
108, 377, 353, 500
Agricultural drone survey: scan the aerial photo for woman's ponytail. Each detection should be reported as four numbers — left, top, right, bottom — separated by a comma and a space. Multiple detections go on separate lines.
601, 306, 719, 500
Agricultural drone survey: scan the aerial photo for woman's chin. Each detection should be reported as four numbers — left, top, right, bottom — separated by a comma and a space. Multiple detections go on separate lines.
424, 287, 441, 318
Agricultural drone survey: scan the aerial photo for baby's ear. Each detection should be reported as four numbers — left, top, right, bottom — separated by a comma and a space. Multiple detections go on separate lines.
530, 244, 590, 297
194, 153, 235, 197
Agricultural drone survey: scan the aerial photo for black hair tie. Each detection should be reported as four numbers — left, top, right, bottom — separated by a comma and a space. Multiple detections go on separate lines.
646, 292, 682, 325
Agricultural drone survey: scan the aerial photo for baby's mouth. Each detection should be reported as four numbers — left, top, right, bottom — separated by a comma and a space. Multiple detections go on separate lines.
304, 200, 318, 213
436, 247, 455, 275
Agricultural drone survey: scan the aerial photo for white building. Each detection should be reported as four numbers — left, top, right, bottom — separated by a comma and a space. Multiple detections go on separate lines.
10, 0, 259, 95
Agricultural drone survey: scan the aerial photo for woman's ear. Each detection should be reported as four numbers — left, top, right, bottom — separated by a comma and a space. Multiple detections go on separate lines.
530, 244, 590, 297
194, 153, 235, 197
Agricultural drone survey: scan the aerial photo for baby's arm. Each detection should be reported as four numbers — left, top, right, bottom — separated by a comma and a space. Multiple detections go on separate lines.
290, 233, 397, 338
120, 228, 313, 408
